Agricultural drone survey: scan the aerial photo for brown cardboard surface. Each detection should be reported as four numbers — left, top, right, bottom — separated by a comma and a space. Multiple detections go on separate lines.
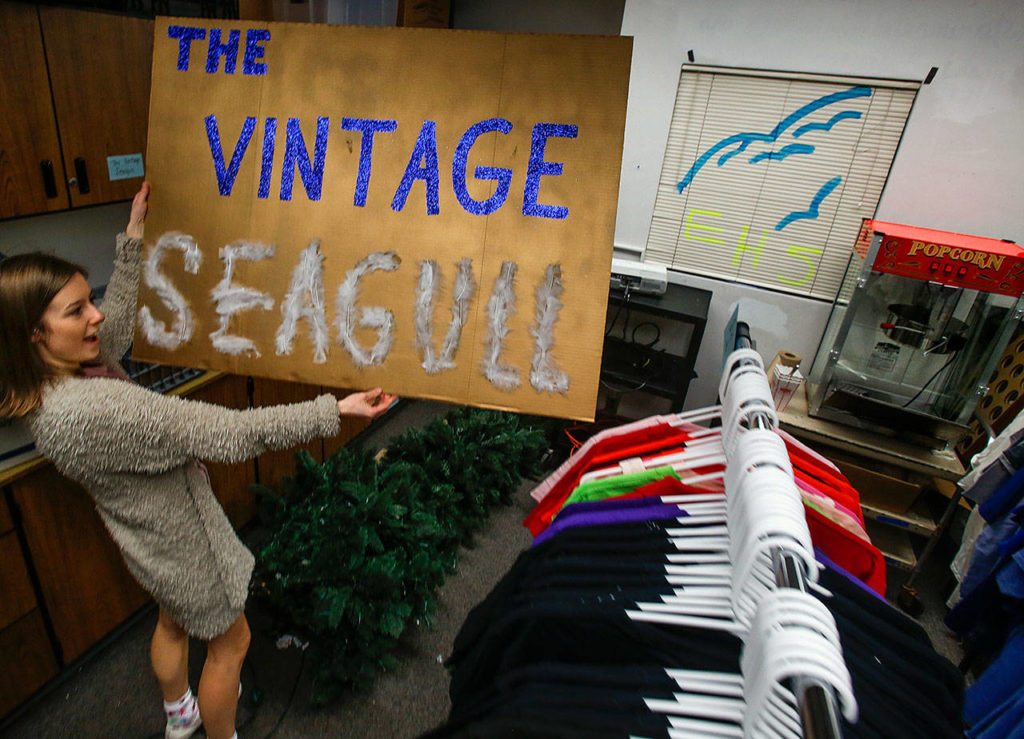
137, 20, 631, 420
831, 454, 924, 514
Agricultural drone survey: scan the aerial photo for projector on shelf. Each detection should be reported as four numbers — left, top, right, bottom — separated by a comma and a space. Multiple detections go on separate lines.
610, 257, 668, 295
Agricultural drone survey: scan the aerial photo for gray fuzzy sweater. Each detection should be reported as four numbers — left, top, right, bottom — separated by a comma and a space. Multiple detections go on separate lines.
26, 233, 341, 638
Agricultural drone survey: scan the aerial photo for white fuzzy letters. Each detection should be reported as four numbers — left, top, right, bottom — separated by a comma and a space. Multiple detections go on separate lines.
140, 239, 574, 398
529, 264, 569, 394
138, 232, 202, 349
414, 258, 476, 373
209, 241, 276, 356
335, 251, 400, 366
276, 240, 329, 363
481, 261, 521, 390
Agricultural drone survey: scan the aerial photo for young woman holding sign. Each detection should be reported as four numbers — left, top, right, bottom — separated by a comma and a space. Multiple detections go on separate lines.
0, 183, 396, 739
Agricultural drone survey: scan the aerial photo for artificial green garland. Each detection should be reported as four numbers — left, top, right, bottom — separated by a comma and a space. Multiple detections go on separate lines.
252, 406, 553, 704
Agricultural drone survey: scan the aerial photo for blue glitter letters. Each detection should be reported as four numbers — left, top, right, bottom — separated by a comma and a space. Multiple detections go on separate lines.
201, 113, 578, 218
452, 118, 513, 216
243, 29, 271, 75
166, 26, 268, 75
280, 117, 330, 202
391, 120, 440, 215
206, 29, 241, 74
258, 118, 277, 199
167, 26, 206, 71
523, 123, 578, 219
205, 114, 256, 196
340, 118, 398, 207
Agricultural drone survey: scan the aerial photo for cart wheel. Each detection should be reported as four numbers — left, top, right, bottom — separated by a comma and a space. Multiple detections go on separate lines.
897, 584, 924, 617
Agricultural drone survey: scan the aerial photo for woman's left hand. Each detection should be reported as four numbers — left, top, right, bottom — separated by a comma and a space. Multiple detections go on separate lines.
126, 182, 150, 239
338, 388, 398, 419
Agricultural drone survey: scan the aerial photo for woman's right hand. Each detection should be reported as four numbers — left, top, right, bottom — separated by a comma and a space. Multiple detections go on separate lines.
338, 388, 397, 419
126, 182, 150, 240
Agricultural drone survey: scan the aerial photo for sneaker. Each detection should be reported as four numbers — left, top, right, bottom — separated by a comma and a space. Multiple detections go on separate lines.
165, 708, 202, 739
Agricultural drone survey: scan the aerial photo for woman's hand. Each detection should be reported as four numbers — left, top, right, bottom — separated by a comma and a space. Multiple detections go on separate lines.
338, 388, 397, 419
126, 182, 150, 239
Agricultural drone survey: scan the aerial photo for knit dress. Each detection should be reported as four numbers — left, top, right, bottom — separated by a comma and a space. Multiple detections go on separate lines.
26, 233, 342, 639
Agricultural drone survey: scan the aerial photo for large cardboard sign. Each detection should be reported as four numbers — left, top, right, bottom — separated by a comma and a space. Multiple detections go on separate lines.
136, 19, 631, 420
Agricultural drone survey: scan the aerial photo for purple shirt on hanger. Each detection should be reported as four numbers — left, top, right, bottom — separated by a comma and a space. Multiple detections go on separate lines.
532, 497, 690, 546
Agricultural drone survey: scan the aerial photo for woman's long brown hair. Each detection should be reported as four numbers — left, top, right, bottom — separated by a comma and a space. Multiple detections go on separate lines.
0, 253, 87, 417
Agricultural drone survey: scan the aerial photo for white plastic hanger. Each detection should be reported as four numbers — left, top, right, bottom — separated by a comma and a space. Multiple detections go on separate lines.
577, 348, 776, 486
640, 589, 856, 738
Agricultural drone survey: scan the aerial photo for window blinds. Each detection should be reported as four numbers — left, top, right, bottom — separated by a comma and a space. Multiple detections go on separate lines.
645, 65, 919, 300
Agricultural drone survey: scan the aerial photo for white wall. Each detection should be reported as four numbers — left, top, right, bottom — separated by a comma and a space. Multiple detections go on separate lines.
616, 0, 1024, 409
0, 203, 130, 289
671, 271, 833, 409
618, 0, 1024, 251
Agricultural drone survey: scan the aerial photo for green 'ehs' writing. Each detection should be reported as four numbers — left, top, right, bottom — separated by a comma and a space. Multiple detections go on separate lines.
683, 209, 823, 287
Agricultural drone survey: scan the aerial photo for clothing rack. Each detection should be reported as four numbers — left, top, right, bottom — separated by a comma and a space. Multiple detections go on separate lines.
733, 321, 842, 739
444, 338, 964, 737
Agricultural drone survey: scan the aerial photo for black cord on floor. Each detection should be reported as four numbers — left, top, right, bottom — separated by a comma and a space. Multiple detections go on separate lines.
262, 648, 308, 739
237, 653, 263, 733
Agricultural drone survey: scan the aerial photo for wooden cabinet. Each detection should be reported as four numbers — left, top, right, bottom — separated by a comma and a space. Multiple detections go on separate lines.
0, 490, 12, 533
0, 2, 153, 219
0, 530, 38, 631
0, 2, 64, 217
188, 373, 259, 528
0, 611, 58, 720
8, 465, 150, 665
0, 496, 58, 719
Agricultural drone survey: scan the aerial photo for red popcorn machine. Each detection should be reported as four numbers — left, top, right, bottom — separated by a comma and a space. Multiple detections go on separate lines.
806, 220, 1024, 448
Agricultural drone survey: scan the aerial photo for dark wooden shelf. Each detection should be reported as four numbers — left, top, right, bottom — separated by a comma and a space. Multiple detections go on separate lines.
600, 336, 693, 399
601, 282, 712, 412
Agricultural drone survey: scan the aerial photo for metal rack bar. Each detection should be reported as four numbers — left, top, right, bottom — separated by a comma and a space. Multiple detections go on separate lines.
733, 322, 843, 739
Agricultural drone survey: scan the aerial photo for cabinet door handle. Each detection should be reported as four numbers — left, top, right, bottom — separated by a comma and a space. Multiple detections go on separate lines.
40, 160, 58, 198
73, 158, 90, 195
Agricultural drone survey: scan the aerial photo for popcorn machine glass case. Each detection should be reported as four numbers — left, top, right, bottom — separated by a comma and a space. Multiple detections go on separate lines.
806, 221, 1024, 447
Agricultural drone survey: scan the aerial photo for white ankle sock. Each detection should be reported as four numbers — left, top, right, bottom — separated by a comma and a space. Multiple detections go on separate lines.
164, 687, 198, 719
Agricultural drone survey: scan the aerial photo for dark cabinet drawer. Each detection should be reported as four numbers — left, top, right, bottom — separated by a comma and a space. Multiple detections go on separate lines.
0, 611, 58, 719
0, 532, 36, 630
0, 495, 12, 535
10, 466, 149, 663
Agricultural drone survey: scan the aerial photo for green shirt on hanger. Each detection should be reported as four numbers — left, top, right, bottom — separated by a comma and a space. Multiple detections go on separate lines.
559, 466, 681, 512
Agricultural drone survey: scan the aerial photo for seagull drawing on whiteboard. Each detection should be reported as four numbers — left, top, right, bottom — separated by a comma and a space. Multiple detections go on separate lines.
676, 85, 872, 231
